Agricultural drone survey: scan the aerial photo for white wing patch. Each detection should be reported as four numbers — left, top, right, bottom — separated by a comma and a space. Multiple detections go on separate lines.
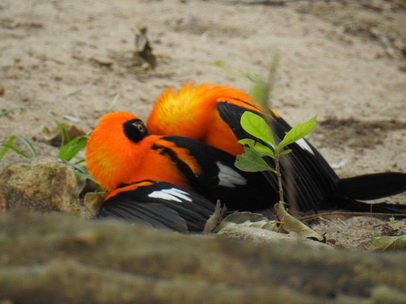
148, 188, 192, 203
216, 161, 247, 188
296, 138, 314, 155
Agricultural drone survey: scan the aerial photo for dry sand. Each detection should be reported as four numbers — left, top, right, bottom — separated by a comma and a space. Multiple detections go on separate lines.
1, 0, 405, 248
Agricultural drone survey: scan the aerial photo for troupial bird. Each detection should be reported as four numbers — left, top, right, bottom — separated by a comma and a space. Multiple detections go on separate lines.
86, 83, 406, 231
86, 111, 281, 230
146, 82, 406, 213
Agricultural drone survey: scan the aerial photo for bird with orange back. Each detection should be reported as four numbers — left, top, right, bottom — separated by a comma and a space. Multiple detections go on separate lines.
146, 82, 406, 213
147, 83, 258, 156
86, 111, 281, 230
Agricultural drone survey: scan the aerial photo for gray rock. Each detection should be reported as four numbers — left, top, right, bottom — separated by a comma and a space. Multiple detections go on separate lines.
0, 156, 80, 215
0, 212, 405, 304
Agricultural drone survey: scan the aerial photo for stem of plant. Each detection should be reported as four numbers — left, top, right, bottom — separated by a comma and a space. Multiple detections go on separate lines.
275, 155, 284, 203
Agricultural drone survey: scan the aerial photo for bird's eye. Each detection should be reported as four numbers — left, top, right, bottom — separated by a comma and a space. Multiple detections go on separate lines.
135, 123, 145, 133
123, 119, 148, 143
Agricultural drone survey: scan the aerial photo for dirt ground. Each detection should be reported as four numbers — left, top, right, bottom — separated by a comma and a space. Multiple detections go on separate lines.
1, 0, 405, 249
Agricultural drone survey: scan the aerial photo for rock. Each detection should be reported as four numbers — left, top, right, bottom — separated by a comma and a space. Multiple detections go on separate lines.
0, 212, 405, 303
0, 156, 80, 215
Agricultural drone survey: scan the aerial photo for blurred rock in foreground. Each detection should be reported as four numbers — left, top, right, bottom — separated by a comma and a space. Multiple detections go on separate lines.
0, 212, 405, 304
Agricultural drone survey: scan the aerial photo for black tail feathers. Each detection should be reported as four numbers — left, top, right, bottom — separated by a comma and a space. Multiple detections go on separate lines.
338, 172, 406, 200
337, 172, 406, 214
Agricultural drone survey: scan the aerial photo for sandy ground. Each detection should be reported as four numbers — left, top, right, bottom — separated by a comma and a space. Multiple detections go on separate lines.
1, 0, 405, 249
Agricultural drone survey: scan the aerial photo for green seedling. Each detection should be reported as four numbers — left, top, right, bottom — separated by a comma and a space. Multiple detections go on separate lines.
0, 106, 91, 180
214, 53, 279, 108
217, 55, 318, 203
236, 113, 317, 202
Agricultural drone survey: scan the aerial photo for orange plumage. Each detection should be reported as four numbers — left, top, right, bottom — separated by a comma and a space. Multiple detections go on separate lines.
86, 111, 200, 191
147, 82, 274, 156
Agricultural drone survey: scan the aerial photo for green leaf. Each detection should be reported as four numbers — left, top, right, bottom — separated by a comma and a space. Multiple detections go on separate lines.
240, 111, 276, 148
70, 163, 93, 180
239, 139, 275, 157
279, 116, 317, 149
251, 143, 275, 157
57, 135, 88, 161
279, 149, 292, 155
72, 157, 86, 165
235, 146, 275, 172
238, 138, 256, 146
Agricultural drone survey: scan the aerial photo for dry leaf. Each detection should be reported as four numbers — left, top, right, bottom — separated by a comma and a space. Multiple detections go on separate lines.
275, 202, 325, 242
84, 192, 107, 216
368, 235, 406, 251
133, 27, 157, 68
203, 200, 226, 233
42, 122, 86, 144
219, 211, 278, 231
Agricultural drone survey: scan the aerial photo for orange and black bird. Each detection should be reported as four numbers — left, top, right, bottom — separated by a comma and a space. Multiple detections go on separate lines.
86, 111, 278, 217
146, 82, 406, 213
96, 180, 216, 232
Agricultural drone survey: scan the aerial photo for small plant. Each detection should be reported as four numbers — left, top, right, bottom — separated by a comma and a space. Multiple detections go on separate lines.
217, 55, 317, 203
235, 113, 317, 203
0, 135, 39, 159
215, 57, 324, 240
0, 106, 91, 180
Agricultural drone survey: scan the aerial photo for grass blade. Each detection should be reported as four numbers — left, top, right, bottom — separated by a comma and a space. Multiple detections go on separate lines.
57, 135, 88, 161
1, 106, 69, 146
0, 136, 29, 159
0, 136, 17, 159
15, 135, 39, 157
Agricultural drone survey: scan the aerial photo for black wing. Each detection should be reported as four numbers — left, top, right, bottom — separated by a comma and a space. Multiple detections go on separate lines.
217, 101, 340, 212
162, 135, 279, 211
217, 101, 406, 214
96, 181, 215, 233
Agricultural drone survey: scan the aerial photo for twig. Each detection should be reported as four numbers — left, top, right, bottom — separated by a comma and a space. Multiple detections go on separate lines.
299, 211, 406, 222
